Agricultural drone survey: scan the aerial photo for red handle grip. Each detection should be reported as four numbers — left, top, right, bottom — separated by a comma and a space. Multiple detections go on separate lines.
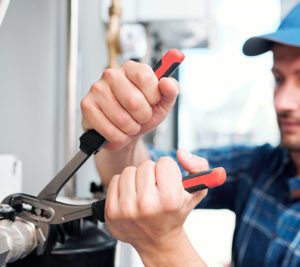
153, 49, 185, 79
182, 167, 227, 193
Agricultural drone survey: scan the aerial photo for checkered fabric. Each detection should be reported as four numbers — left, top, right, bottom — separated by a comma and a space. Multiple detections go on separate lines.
149, 144, 300, 267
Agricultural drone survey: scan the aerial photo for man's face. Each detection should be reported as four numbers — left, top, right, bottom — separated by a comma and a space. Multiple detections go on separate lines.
272, 44, 300, 151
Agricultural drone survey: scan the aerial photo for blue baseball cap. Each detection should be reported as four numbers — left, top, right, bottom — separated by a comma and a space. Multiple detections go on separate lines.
243, 3, 300, 56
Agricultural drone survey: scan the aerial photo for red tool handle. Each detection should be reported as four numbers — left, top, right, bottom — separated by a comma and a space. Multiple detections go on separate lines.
153, 49, 185, 79
183, 167, 226, 193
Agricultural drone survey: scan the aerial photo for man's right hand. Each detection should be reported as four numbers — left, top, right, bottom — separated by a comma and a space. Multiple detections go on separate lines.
81, 60, 180, 151
104, 151, 209, 267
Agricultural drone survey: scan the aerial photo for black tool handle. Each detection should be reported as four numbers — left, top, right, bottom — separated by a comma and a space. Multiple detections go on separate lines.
79, 49, 185, 156
79, 130, 106, 155
92, 199, 106, 222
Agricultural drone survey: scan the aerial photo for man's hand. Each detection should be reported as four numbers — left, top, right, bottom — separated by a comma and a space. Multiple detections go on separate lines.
105, 150, 209, 266
81, 60, 179, 151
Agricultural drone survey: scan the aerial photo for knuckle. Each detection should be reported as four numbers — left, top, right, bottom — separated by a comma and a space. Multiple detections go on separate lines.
126, 93, 144, 111
122, 166, 136, 175
90, 82, 101, 95
137, 204, 147, 215
124, 95, 153, 124
139, 160, 155, 170
115, 113, 132, 127
102, 68, 115, 81
110, 174, 120, 186
138, 196, 153, 213
119, 202, 136, 219
135, 66, 153, 85
148, 91, 161, 106
111, 174, 120, 183
122, 60, 133, 70
129, 124, 141, 135
80, 97, 90, 113
142, 108, 153, 123
136, 106, 153, 124
162, 194, 181, 213
105, 203, 117, 220
157, 156, 175, 166
106, 126, 126, 144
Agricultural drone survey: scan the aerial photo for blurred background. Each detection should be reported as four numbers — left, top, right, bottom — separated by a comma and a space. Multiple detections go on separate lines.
0, 0, 299, 266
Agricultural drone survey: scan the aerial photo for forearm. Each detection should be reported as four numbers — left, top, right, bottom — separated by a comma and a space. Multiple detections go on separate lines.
95, 138, 151, 186
137, 230, 207, 267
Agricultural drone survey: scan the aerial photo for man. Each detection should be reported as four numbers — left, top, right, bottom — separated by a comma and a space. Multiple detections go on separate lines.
81, 3, 300, 267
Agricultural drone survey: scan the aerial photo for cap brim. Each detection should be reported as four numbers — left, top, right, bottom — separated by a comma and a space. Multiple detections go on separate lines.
243, 29, 300, 56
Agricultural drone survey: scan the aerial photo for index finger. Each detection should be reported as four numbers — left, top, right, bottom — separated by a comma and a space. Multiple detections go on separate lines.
155, 157, 184, 208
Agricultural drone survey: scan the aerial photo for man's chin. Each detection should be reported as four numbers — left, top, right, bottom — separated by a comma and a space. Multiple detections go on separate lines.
281, 138, 300, 152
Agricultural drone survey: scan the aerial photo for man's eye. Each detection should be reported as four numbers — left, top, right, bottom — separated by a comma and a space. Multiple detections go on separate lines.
274, 76, 284, 85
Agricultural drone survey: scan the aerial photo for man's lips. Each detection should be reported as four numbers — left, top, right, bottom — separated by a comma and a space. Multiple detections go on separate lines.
279, 119, 300, 132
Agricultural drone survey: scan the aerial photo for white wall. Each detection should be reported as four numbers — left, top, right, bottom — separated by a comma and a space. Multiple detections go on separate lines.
75, 0, 108, 197
0, 0, 110, 198
0, 0, 67, 195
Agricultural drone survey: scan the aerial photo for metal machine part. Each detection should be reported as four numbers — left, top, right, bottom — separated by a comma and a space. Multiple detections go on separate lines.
6, 220, 116, 267
0, 204, 16, 221
0, 218, 37, 266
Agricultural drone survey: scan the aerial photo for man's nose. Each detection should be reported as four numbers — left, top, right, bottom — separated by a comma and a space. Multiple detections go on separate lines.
274, 82, 299, 113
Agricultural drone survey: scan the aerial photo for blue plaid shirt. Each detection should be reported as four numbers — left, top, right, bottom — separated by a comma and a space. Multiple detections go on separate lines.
149, 144, 300, 267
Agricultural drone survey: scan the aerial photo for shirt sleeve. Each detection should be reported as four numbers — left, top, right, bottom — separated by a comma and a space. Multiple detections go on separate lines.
147, 143, 272, 214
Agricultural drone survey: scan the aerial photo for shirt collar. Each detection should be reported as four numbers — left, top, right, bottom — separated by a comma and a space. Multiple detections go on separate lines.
280, 147, 300, 201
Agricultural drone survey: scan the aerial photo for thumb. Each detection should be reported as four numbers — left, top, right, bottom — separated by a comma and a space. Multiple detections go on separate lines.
177, 148, 209, 174
158, 78, 179, 112
177, 148, 209, 208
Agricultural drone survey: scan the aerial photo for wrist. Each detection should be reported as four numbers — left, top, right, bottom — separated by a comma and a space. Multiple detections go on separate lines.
136, 229, 206, 267
101, 137, 141, 165
95, 137, 149, 186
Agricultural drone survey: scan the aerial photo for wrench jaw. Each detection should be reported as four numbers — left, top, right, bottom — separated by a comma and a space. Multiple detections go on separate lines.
35, 222, 50, 255
2, 193, 98, 256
